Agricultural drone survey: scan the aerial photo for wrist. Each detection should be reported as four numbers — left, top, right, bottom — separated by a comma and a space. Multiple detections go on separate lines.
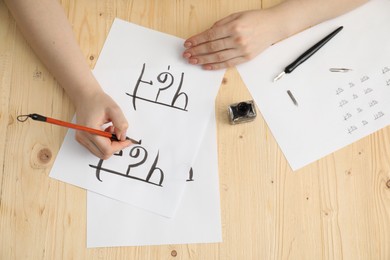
264, 2, 315, 43
65, 74, 104, 109
254, 9, 290, 46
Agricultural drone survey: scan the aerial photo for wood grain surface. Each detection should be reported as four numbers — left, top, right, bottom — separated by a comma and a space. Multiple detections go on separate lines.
1, 0, 389, 259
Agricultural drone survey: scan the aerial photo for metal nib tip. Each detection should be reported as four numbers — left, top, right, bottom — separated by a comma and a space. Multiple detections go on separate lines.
273, 71, 285, 82
329, 68, 352, 73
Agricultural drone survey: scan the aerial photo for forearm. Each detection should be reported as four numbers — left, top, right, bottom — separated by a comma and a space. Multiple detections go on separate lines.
270, 0, 369, 40
4, 0, 101, 107
183, 0, 368, 69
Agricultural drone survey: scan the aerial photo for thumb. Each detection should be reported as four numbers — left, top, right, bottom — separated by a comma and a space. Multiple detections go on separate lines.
108, 108, 129, 141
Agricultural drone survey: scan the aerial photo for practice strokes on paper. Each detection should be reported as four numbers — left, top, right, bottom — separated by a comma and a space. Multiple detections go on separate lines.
126, 63, 189, 112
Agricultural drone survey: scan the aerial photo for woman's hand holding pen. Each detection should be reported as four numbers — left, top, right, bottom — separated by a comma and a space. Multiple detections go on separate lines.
74, 89, 132, 160
183, 10, 281, 70
3, 0, 133, 159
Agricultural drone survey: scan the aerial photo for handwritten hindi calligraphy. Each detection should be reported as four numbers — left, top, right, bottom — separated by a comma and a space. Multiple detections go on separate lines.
49, 19, 225, 217
237, 0, 390, 170
127, 63, 189, 112
89, 145, 195, 187
87, 113, 221, 248
336, 66, 389, 135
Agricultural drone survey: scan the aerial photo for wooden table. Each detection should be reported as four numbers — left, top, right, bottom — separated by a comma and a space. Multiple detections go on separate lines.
1, 0, 389, 259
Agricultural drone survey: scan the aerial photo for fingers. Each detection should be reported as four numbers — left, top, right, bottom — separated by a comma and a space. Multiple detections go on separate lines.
108, 107, 129, 141
184, 37, 235, 62
73, 90, 133, 159
183, 14, 241, 70
184, 24, 231, 49
76, 131, 132, 160
183, 13, 240, 48
183, 36, 254, 70
183, 11, 270, 70
183, 24, 248, 69
183, 35, 246, 69
76, 105, 131, 159
201, 56, 250, 70
184, 37, 247, 62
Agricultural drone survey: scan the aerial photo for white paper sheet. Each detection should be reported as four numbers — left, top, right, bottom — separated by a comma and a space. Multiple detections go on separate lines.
50, 19, 225, 217
87, 113, 221, 247
236, 0, 390, 170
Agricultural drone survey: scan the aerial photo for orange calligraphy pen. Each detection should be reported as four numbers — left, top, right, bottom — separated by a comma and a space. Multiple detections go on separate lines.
17, 113, 141, 144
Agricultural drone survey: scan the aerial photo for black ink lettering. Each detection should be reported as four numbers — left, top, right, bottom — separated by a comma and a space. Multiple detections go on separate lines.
363, 88, 373, 94
145, 152, 164, 186
360, 75, 369, 83
368, 100, 378, 107
126, 93, 188, 111
93, 159, 104, 182
347, 125, 358, 134
88, 145, 165, 187
343, 113, 352, 121
186, 167, 194, 182
114, 150, 123, 156
156, 66, 174, 101
90, 150, 124, 182
171, 72, 188, 110
131, 63, 153, 110
126, 146, 148, 175
126, 63, 189, 112
339, 99, 348, 107
374, 111, 384, 120
336, 87, 344, 95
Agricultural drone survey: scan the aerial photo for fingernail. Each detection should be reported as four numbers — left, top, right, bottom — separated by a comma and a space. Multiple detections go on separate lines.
189, 58, 198, 65
183, 52, 191, 59
184, 41, 192, 48
203, 65, 213, 70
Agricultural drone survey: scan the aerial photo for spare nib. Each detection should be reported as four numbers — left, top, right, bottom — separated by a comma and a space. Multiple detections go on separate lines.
273, 71, 285, 82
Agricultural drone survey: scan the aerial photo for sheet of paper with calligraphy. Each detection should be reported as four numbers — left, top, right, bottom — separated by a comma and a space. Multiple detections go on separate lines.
50, 19, 225, 217
87, 113, 222, 247
236, 0, 390, 170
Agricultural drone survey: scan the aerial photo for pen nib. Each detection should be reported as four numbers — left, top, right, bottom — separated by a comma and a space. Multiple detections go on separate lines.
273, 71, 285, 82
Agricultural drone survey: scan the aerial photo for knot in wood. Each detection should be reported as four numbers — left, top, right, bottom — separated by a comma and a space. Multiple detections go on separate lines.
38, 148, 52, 164
222, 77, 228, 84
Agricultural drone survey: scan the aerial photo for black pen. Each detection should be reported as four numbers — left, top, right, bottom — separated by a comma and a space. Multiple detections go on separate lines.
273, 26, 343, 82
